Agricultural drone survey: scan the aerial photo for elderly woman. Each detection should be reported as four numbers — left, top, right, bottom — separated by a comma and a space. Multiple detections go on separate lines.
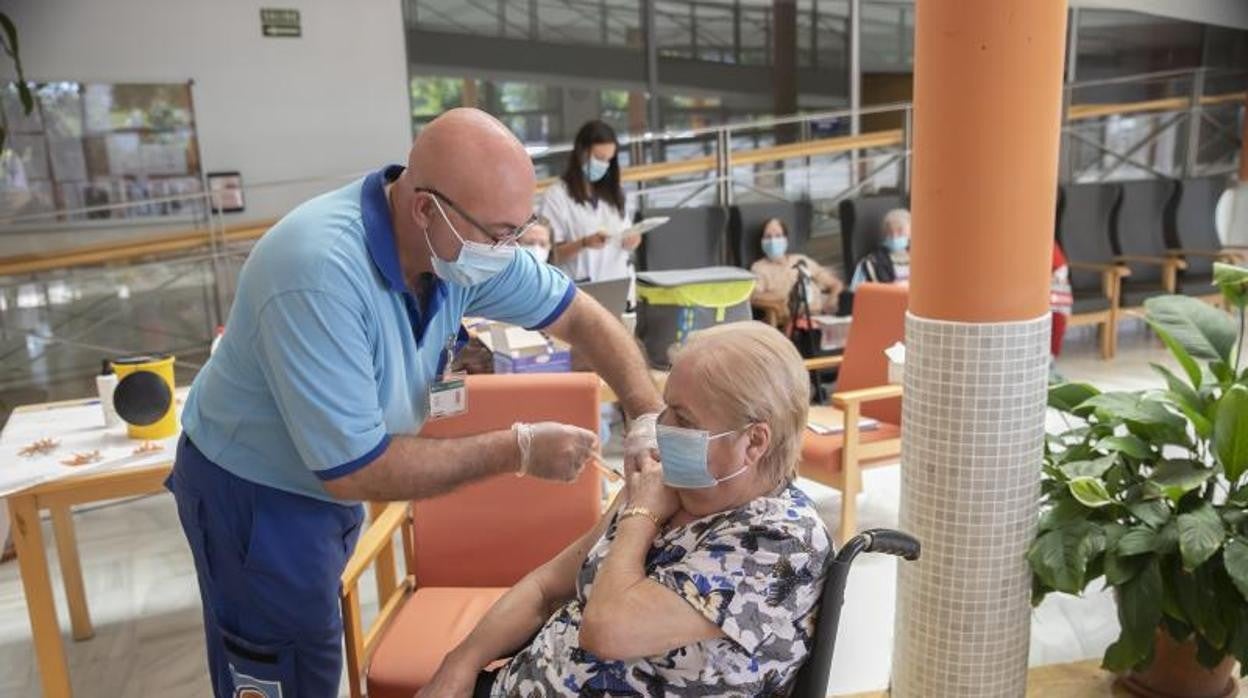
850, 208, 911, 290
750, 217, 843, 317
421, 322, 831, 697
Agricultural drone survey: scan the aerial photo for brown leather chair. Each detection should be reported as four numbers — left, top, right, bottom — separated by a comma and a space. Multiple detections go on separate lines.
799, 283, 905, 545
338, 373, 602, 698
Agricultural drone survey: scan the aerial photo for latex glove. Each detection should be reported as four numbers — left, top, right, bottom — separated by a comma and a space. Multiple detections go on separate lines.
623, 412, 660, 475
513, 421, 599, 482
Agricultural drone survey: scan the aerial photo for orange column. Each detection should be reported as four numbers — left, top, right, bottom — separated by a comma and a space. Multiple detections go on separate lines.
892, 1, 1069, 697
908, 4, 1067, 322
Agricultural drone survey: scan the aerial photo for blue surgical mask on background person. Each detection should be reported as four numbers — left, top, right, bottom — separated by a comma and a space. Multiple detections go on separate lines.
885, 235, 910, 254
657, 421, 749, 489
582, 156, 610, 183
424, 197, 515, 287
761, 237, 788, 260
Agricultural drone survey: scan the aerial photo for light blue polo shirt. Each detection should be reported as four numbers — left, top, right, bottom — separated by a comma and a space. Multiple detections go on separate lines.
181, 165, 575, 503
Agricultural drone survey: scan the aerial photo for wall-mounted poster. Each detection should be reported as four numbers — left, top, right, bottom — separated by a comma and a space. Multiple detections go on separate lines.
207, 171, 244, 213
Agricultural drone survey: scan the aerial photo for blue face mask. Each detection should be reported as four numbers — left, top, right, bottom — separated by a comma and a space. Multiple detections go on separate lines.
885, 235, 910, 253
424, 197, 516, 287
657, 421, 750, 489
761, 237, 788, 260
582, 156, 610, 183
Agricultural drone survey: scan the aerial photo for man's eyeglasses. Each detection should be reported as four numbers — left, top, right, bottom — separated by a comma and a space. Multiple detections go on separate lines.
413, 187, 538, 248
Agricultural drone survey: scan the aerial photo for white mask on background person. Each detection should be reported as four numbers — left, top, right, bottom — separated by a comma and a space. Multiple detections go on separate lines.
524, 244, 551, 264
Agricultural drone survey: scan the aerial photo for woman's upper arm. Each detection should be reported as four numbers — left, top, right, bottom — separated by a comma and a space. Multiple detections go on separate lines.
530, 492, 627, 606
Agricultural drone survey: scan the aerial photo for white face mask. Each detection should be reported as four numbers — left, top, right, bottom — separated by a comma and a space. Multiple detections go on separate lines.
424, 197, 516, 287
523, 244, 551, 264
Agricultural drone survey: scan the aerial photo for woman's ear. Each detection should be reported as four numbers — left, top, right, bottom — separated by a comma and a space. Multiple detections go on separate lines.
744, 422, 771, 468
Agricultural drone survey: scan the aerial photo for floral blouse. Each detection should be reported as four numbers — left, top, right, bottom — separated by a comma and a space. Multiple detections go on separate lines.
491, 484, 832, 697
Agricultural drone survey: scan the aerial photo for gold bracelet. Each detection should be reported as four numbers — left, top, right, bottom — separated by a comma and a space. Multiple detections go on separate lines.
619, 506, 662, 530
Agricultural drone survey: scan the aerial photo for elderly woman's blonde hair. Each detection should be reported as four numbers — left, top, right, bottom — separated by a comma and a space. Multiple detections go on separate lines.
882, 208, 911, 234
676, 321, 809, 483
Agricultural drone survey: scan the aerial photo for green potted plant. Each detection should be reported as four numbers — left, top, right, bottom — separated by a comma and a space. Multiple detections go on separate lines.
1029, 262, 1248, 697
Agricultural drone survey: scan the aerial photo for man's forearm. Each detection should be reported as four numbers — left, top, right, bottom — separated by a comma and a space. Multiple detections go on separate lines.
549, 292, 664, 419
322, 430, 518, 501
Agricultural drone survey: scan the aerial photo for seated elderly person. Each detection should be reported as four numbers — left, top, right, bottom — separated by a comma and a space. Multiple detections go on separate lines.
750, 217, 843, 324
421, 321, 832, 697
850, 208, 911, 290
519, 221, 553, 264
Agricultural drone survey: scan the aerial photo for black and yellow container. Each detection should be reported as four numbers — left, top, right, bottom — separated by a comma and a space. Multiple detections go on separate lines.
111, 355, 177, 440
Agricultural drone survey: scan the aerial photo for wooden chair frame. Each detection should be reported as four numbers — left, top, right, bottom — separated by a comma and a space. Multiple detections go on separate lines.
340, 501, 416, 698
802, 355, 903, 544
1066, 261, 1129, 359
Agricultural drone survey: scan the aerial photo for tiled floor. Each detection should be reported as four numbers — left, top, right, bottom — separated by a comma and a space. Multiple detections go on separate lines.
0, 319, 1186, 696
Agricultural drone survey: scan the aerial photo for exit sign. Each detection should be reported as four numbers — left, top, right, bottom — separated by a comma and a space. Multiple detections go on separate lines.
260, 8, 301, 38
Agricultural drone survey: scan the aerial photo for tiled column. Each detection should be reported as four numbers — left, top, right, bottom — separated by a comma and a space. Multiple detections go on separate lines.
891, 1, 1068, 696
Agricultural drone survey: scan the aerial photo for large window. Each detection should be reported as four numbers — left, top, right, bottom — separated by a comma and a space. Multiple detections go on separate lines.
1, 81, 204, 224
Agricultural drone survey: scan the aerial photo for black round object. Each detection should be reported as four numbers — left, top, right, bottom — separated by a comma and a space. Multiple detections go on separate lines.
112, 371, 173, 426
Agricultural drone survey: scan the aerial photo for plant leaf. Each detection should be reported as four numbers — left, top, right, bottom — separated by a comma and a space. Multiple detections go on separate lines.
1155, 520, 1180, 554
1145, 295, 1238, 365
1028, 522, 1101, 594
1177, 503, 1227, 571
1060, 455, 1117, 481
1081, 393, 1189, 446
0, 13, 18, 59
1103, 558, 1163, 672
1095, 435, 1153, 461
1069, 476, 1115, 508
1105, 547, 1148, 585
1040, 498, 1090, 531
1214, 262, 1248, 310
1147, 322, 1204, 389
1215, 384, 1248, 484
1225, 537, 1248, 602
1128, 499, 1171, 529
1117, 527, 1159, 556
1152, 459, 1215, 502
1211, 360, 1234, 386
1230, 487, 1248, 508
1050, 382, 1100, 413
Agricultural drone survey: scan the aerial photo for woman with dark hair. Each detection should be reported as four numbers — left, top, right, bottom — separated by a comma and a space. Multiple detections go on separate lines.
540, 120, 641, 283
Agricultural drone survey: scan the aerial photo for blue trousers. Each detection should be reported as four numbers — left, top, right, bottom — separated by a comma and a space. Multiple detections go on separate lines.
167, 437, 364, 698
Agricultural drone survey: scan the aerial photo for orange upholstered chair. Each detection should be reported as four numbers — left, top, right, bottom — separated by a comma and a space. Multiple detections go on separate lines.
338, 373, 602, 698
800, 283, 906, 544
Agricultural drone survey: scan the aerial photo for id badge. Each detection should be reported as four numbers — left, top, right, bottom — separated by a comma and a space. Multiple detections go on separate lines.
428, 371, 467, 419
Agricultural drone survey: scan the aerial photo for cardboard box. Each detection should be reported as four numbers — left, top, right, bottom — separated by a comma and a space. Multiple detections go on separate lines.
481, 322, 572, 375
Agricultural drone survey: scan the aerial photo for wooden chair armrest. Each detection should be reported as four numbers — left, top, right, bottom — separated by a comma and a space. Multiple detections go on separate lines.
341, 501, 410, 591
831, 384, 903, 408
1113, 255, 1186, 269
804, 355, 844, 372
1169, 248, 1244, 262
1068, 261, 1129, 275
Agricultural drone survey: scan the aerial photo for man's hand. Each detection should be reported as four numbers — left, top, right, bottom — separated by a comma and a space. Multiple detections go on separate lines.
515, 422, 599, 482
623, 412, 660, 475
582, 231, 609, 250
626, 455, 679, 524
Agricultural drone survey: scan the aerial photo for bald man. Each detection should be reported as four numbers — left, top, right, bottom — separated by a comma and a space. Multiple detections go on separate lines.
167, 109, 663, 698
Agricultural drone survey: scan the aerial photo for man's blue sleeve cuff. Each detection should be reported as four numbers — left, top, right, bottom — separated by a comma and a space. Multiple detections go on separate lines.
314, 434, 391, 481
528, 282, 577, 331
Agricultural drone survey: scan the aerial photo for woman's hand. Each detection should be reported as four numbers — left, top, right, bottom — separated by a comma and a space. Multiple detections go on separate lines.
582, 231, 609, 250
620, 232, 643, 251
626, 455, 679, 523
417, 652, 479, 698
